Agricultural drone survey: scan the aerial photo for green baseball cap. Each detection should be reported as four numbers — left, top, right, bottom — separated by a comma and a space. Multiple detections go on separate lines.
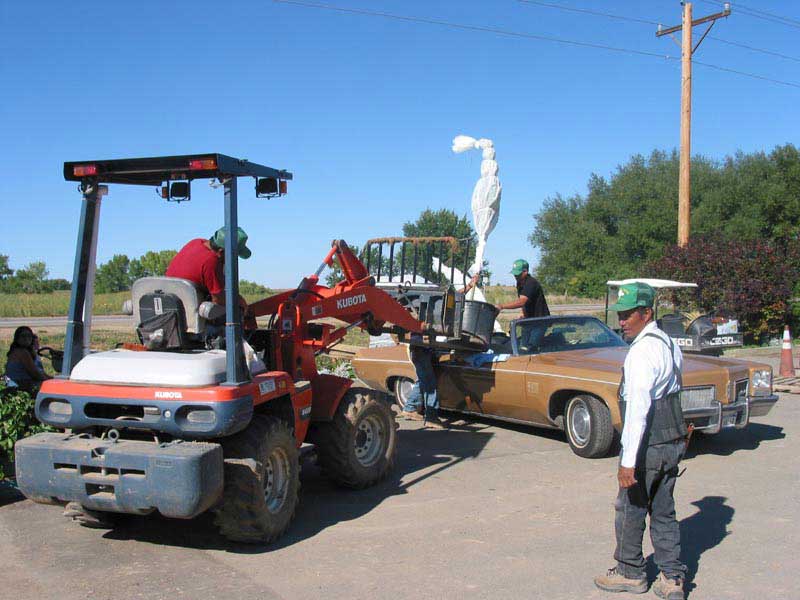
510, 259, 529, 276
609, 282, 655, 312
210, 226, 252, 259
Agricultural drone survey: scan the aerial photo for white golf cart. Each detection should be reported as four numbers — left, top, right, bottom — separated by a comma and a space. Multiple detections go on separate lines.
605, 278, 744, 354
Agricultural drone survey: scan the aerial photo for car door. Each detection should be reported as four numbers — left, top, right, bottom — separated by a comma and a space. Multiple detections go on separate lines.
437, 356, 497, 414
437, 354, 533, 421
487, 356, 543, 422
522, 354, 560, 426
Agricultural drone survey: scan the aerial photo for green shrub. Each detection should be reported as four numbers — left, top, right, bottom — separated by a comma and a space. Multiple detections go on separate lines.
648, 237, 800, 343
315, 355, 355, 378
0, 387, 50, 479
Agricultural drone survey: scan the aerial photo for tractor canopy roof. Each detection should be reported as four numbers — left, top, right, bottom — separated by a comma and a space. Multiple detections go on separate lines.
606, 278, 698, 290
64, 153, 292, 186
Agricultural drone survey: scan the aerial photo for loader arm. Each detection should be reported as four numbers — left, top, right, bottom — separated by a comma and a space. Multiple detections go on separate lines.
250, 239, 424, 338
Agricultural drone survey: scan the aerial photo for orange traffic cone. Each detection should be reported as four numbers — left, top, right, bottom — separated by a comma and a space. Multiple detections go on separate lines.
779, 326, 795, 377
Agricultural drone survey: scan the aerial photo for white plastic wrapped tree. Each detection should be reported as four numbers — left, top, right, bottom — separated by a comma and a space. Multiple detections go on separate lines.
452, 135, 502, 299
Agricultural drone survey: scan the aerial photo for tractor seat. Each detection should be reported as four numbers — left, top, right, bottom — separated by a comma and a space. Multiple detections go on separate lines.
131, 277, 220, 350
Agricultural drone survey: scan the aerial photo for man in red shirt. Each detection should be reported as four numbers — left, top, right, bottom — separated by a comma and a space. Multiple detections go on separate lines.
166, 226, 255, 326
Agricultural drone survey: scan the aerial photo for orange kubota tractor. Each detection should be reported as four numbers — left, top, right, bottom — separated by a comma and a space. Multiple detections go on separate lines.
14, 154, 455, 543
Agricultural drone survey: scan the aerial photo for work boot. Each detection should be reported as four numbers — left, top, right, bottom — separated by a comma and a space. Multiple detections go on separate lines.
652, 573, 684, 600
63, 501, 116, 529
593, 567, 648, 594
403, 410, 424, 422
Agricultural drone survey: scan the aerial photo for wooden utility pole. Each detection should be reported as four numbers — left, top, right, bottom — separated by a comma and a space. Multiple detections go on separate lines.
657, 2, 731, 247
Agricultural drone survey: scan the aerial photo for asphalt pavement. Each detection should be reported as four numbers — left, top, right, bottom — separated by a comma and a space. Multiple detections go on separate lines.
1, 354, 795, 599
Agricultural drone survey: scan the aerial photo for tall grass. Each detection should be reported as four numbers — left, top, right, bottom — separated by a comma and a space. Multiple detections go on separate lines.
0, 291, 130, 318
0, 287, 601, 324
0, 289, 274, 318
484, 286, 601, 306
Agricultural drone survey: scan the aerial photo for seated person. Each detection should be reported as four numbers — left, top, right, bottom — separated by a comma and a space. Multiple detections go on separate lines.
166, 226, 257, 330
4, 326, 51, 393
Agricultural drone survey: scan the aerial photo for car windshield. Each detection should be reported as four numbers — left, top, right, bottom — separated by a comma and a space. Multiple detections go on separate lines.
513, 316, 627, 355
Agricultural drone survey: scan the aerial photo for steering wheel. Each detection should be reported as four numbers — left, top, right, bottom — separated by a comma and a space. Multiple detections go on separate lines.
37, 346, 60, 359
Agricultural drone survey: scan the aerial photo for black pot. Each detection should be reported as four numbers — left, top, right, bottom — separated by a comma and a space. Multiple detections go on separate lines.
461, 300, 500, 349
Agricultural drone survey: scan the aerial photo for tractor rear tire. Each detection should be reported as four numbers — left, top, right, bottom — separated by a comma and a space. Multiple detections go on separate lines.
311, 387, 398, 489
213, 415, 300, 544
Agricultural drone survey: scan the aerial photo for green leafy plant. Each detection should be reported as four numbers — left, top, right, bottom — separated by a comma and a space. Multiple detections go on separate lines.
315, 355, 355, 378
648, 237, 800, 343
0, 387, 51, 479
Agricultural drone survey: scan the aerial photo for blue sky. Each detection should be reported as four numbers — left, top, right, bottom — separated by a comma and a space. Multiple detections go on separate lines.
1, 0, 797, 288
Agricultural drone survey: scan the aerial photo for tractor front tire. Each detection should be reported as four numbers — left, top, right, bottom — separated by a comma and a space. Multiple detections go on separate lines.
311, 387, 398, 489
214, 415, 300, 544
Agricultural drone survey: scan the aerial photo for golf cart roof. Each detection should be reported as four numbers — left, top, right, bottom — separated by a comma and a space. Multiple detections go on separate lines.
64, 153, 293, 186
606, 278, 698, 290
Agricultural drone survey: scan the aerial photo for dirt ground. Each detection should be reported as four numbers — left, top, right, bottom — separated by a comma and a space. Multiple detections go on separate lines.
0, 347, 796, 600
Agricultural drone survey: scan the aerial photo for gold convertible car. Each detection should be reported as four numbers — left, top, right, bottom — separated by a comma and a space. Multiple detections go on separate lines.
352, 316, 779, 458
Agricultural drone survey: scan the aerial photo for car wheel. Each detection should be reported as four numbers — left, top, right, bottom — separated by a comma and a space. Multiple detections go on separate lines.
393, 377, 415, 411
564, 394, 614, 458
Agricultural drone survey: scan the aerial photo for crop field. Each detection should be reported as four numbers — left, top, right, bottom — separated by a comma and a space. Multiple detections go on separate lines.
0, 291, 130, 319
0, 286, 597, 319
483, 285, 599, 307
0, 290, 274, 318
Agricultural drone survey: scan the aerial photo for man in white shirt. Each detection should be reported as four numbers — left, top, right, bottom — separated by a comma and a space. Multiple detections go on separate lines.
594, 282, 688, 600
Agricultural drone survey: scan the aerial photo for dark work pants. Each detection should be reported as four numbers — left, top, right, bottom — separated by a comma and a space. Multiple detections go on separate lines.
404, 346, 438, 415
614, 440, 687, 580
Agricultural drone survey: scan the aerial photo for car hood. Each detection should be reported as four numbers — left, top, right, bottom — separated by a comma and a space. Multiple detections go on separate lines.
529, 346, 753, 384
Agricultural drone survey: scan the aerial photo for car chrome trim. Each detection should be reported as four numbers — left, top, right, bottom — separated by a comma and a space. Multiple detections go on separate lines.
352, 358, 408, 364
442, 407, 559, 430
748, 393, 779, 418
682, 392, 780, 433
356, 355, 619, 386
440, 363, 618, 386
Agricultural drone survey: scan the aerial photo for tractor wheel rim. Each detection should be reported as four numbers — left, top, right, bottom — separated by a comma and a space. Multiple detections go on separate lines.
570, 400, 591, 447
354, 414, 384, 467
264, 447, 290, 514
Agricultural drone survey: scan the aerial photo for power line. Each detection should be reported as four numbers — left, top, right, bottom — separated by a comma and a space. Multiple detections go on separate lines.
735, 2, 800, 26
708, 36, 800, 63
273, 0, 676, 60
697, 0, 800, 30
517, 1, 800, 64
705, 0, 800, 27
273, 0, 800, 89
694, 59, 800, 88
516, 0, 659, 26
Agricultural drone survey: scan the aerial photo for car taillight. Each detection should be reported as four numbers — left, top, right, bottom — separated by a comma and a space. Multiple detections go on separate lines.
279, 180, 288, 194
189, 159, 217, 170
73, 164, 97, 176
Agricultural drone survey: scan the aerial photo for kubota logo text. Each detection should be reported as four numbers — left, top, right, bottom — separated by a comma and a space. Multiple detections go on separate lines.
155, 391, 183, 399
336, 294, 367, 310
